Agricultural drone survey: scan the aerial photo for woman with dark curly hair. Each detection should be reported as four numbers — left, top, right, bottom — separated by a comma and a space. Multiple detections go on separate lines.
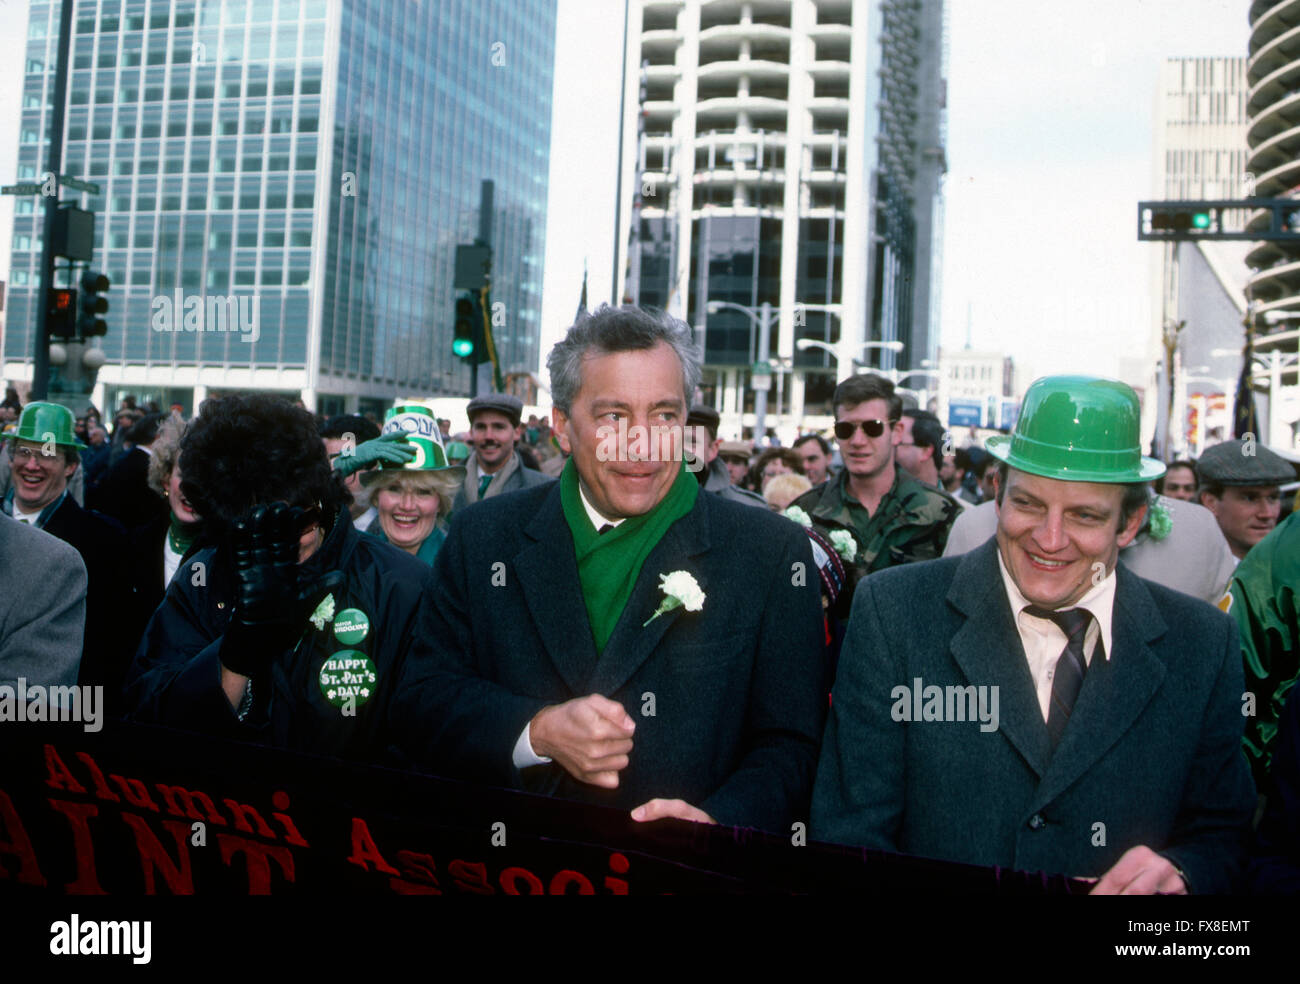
124, 393, 437, 763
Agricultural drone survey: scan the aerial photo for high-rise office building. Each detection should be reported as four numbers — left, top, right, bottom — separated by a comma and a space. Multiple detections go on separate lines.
618, 0, 946, 436
5, 0, 556, 416
1141, 56, 1252, 456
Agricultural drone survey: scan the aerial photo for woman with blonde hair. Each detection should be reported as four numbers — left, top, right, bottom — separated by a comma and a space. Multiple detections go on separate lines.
353, 407, 465, 565
127, 415, 203, 648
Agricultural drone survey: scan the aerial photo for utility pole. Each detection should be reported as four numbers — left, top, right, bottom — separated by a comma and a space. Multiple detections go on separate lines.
473, 179, 494, 398
611, 0, 631, 306
753, 301, 772, 443
31, 0, 75, 401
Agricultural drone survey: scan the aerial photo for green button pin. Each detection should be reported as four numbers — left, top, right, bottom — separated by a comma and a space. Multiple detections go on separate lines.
333, 608, 370, 645
318, 650, 378, 709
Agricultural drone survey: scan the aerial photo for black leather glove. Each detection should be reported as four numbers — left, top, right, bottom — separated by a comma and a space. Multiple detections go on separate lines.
218, 502, 345, 677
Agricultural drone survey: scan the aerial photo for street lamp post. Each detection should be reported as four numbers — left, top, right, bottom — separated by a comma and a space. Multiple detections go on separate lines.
708, 300, 774, 441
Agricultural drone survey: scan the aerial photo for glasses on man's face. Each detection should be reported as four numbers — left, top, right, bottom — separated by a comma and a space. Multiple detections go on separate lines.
11, 446, 62, 464
834, 419, 893, 441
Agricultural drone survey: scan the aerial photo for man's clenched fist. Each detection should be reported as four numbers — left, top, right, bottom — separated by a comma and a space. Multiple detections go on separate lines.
529, 694, 636, 788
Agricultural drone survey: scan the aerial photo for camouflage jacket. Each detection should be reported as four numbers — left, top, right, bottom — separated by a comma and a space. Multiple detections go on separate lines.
1228, 510, 1300, 792
791, 467, 960, 616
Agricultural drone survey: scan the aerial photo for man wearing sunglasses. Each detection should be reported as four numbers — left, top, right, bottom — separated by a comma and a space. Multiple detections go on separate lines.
790, 374, 959, 614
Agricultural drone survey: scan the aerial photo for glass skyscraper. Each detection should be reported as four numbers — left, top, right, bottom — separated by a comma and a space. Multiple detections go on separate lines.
5, 0, 556, 415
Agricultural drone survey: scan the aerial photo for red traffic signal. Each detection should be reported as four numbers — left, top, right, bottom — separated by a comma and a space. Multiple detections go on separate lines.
48, 288, 77, 338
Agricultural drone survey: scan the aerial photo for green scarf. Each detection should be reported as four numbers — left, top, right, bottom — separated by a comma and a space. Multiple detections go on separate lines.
168, 515, 201, 555
365, 521, 448, 566
560, 456, 698, 656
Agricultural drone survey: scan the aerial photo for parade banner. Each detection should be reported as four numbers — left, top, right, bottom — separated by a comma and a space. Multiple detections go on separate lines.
0, 722, 1087, 896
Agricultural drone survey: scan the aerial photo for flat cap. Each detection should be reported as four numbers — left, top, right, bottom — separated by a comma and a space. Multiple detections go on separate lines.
686, 404, 720, 437
718, 440, 752, 460
466, 392, 523, 428
1196, 439, 1295, 487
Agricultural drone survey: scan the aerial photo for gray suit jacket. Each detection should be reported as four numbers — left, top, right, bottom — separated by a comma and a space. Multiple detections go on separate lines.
0, 512, 87, 686
812, 539, 1255, 892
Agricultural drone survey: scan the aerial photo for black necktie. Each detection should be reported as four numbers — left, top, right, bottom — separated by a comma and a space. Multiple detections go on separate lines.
1025, 606, 1092, 750
597, 524, 614, 535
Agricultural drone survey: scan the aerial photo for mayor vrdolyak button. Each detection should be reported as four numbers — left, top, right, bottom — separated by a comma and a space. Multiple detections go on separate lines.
333, 608, 370, 645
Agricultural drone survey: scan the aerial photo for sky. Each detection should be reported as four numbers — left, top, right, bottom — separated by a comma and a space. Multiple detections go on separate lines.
0, 0, 1258, 390
940, 0, 1251, 384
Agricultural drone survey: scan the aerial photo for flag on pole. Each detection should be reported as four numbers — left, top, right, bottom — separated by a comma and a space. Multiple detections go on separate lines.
479, 286, 504, 392
1234, 318, 1259, 439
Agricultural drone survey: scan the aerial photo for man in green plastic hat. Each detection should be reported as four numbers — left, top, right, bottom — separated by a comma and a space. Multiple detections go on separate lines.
813, 375, 1255, 894
2, 401, 133, 711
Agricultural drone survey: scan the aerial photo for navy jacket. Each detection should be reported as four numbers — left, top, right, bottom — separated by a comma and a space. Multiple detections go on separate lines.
811, 539, 1256, 892
125, 510, 434, 764
395, 479, 827, 833
40, 495, 132, 712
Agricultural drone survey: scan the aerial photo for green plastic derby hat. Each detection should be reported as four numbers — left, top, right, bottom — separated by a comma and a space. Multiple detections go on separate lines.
4, 401, 87, 450
985, 376, 1165, 484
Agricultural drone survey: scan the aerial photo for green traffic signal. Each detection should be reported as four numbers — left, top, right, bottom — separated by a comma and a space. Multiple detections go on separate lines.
453, 294, 476, 360
1192, 212, 1211, 230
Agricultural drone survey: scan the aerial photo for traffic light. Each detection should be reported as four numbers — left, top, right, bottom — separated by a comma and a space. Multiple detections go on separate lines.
48, 288, 77, 339
453, 292, 477, 359
78, 270, 110, 337
1149, 205, 1214, 234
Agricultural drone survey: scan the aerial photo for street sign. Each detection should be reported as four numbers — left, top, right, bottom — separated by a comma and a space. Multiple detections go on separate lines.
948, 400, 983, 428
59, 175, 100, 194
1, 183, 42, 195
752, 360, 772, 375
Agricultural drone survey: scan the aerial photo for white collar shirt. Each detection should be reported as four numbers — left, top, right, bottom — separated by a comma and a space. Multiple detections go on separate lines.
995, 546, 1117, 722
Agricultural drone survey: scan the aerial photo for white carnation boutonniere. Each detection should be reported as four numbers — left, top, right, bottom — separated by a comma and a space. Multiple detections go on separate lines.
828, 529, 858, 564
308, 593, 336, 631
644, 570, 706, 627
782, 505, 813, 528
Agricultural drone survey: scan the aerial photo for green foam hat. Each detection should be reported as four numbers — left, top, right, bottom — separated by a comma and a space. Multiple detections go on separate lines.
360, 404, 466, 486
5, 401, 87, 450
985, 376, 1165, 484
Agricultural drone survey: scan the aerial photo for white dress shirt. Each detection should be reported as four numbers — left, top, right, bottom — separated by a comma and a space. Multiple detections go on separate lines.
512, 481, 625, 768
996, 547, 1116, 722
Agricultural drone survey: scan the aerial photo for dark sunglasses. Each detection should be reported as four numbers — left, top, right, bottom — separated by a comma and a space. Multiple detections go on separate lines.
834, 419, 894, 440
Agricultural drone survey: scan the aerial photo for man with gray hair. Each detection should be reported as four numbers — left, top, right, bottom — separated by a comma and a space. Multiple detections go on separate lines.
401, 305, 826, 832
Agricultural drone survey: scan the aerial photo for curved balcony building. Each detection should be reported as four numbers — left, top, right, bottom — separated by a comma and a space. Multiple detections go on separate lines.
1247, 0, 1300, 389
621, 0, 947, 433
